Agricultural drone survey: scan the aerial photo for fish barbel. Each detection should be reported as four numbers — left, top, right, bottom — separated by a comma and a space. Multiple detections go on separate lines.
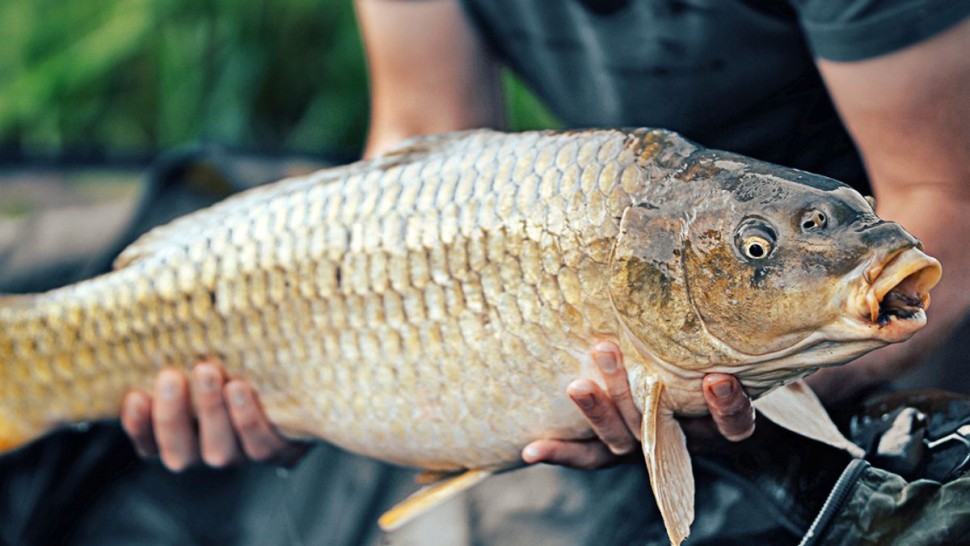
0, 128, 941, 544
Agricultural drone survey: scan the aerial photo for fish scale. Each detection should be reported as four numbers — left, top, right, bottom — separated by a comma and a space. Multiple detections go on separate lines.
3, 127, 941, 544
0, 128, 658, 470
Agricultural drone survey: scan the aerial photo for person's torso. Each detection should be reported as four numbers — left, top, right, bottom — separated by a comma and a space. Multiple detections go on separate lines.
462, 0, 868, 191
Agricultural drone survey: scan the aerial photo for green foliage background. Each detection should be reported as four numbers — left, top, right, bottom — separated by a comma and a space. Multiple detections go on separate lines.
0, 0, 557, 158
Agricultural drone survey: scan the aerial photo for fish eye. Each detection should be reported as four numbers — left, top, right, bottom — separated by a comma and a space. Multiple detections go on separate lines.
742, 236, 771, 259
800, 209, 827, 232
735, 219, 776, 261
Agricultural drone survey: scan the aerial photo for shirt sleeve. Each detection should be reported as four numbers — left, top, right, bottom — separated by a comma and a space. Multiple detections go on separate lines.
791, 0, 970, 61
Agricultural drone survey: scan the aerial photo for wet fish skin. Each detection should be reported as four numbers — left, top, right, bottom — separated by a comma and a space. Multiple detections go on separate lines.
0, 128, 941, 545
0, 128, 685, 467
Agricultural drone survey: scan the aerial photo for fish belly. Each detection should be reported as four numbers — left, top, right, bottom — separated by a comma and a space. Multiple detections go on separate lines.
0, 129, 664, 468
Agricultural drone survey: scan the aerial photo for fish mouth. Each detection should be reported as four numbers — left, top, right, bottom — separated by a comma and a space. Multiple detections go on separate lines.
860, 247, 941, 336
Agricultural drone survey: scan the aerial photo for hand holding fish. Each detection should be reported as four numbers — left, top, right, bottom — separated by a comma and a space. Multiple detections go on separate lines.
120, 341, 755, 472
121, 359, 307, 471
521, 342, 754, 469
0, 128, 941, 545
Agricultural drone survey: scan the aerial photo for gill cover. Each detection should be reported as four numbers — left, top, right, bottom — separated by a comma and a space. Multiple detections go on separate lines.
609, 204, 731, 369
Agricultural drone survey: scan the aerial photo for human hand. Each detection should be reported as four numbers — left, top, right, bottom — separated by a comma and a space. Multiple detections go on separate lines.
521, 342, 755, 469
120, 357, 307, 472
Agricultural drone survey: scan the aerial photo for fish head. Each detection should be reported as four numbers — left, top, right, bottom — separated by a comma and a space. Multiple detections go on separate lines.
610, 150, 941, 379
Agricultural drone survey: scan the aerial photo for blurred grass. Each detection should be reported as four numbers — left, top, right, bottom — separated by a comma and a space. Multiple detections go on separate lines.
0, 0, 557, 158
0, 199, 32, 218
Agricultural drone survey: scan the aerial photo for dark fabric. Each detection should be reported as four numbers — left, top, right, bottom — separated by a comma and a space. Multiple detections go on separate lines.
797, 391, 970, 545
792, 0, 970, 61
0, 425, 419, 546
850, 390, 970, 481
822, 466, 970, 545
461, 0, 970, 194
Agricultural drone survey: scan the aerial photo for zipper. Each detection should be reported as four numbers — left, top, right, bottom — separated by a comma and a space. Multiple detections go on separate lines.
798, 458, 870, 546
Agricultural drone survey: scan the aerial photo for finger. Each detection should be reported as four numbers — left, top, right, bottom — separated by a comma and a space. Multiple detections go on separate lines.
225, 380, 292, 462
121, 389, 159, 458
593, 341, 642, 440
521, 439, 619, 469
192, 359, 243, 468
152, 368, 201, 472
567, 379, 637, 456
703, 374, 755, 442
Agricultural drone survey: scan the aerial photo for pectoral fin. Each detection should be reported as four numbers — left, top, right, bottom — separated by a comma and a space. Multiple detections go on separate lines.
378, 468, 495, 531
642, 379, 694, 546
754, 380, 865, 458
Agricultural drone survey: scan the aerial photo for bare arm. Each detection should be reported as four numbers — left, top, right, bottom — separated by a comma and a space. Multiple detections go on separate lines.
809, 17, 970, 401
356, 0, 505, 157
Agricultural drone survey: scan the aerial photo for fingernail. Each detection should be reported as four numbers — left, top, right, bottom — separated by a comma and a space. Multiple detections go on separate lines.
159, 374, 179, 400
126, 403, 143, 422
196, 369, 217, 394
712, 380, 734, 399
569, 382, 595, 409
594, 351, 617, 374
522, 445, 540, 462
570, 384, 596, 409
228, 385, 247, 407
573, 393, 595, 410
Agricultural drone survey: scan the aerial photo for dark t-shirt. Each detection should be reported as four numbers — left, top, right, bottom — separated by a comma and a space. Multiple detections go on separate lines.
460, 0, 970, 192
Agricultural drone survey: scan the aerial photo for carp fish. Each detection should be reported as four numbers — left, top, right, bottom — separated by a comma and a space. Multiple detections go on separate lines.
0, 128, 942, 544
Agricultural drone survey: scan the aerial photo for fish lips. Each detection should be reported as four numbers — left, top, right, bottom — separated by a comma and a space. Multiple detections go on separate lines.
853, 247, 942, 342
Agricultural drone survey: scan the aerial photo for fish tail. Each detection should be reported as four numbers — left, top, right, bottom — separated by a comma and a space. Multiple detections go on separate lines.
0, 294, 42, 453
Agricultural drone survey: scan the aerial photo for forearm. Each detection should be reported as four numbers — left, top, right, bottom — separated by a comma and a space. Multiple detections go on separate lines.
356, 0, 504, 158
807, 18, 970, 403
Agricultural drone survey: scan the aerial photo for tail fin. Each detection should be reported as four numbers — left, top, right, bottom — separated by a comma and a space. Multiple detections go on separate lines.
0, 293, 38, 453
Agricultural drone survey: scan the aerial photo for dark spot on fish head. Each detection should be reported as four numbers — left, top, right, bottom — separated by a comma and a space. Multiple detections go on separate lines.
858, 219, 921, 250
